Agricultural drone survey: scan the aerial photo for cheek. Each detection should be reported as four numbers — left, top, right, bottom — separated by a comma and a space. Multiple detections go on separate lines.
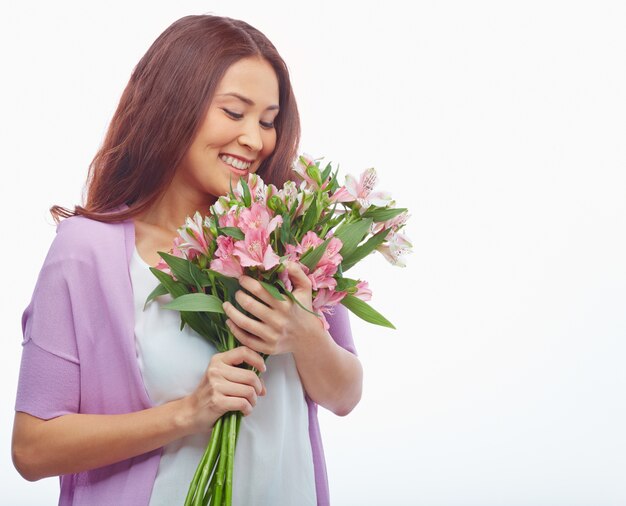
262, 131, 278, 158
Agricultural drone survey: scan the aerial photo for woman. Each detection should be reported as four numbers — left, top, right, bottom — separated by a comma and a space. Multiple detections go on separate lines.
12, 14, 362, 506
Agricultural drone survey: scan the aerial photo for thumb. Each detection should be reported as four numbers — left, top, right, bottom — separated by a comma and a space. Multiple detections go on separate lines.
285, 261, 312, 292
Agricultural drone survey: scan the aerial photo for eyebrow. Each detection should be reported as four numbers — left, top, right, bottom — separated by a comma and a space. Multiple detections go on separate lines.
217, 92, 280, 111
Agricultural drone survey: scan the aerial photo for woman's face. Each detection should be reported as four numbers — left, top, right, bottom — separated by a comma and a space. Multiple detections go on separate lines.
174, 56, 280, 205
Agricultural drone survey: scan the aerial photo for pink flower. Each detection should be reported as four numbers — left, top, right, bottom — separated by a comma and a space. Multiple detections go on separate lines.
238, 202, 282, 235
276, 181, 307, 217
320, 236, 343, 267
308, 262, 338, 291
299, 231, 323, 253
293, 153, 318, 189
218, 207, 240, 229
235, 173, 267, 203
312, 288, 348, 330
278, 267, 293, 292
293, 153, 331, 191
212, 196, 233, 215
155, 237, 185, 278
377, 231, 412, 267
354, 280, 372, 301
177, 211, 212, 259
233, 228, 280, 271
210, 235, 244, 278
371, 210, 410, 235
331, 168, 392, 214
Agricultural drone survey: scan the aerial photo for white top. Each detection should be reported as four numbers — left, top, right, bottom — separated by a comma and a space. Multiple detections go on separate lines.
129, 246, 317, 506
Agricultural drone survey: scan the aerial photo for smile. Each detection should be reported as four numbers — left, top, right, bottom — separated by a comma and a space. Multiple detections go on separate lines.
219, 154, 252, 171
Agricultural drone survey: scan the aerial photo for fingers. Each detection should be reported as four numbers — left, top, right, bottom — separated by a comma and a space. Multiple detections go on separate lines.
239, 275, 283, 308
226, 319, 273, 355
233, 289, 272, 322
223, 301, 268, 340
221, 362, 265, 396
211, 347, 267, 417
220, 346, 266, 372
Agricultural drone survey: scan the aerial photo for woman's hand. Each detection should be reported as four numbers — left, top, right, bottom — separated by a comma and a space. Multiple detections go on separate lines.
182, 346, 267, 434
222, 261, 325, 356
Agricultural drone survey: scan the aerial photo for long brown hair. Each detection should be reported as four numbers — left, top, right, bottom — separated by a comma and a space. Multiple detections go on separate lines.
51, 15, 300, 223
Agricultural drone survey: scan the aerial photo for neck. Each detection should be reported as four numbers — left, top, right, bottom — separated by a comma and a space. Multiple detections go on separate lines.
135, 178, 215, 232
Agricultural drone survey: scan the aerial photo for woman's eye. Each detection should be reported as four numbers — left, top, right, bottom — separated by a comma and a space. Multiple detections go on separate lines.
260, 120, 275, 129
222, 108, 243, 120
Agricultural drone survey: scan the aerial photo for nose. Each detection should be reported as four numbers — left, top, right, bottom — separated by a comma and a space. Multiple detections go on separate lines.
238, 120, 263, 153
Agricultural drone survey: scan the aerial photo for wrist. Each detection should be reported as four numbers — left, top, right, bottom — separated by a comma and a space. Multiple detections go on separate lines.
170, 396, 198, 437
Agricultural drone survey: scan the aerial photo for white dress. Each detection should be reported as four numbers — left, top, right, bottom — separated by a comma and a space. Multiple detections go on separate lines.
129, 246, 317, 505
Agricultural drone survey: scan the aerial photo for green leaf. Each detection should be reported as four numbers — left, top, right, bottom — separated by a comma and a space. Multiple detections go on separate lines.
299, 238, 331, 271
362, 207, 407, 222
220, 227, 245, 240
157, 252, 212, 289
341, 228, 391, 272
334, 218, 373, 259
258, 280, 285, 301
340, 294, 396, 329
334, 277, 359, 292
143, 283, 168, 310
301, 197, 319, 232
321, 162, 333, 183
240, 177, 252, 207
162, 293, 225, 313
149, 267, 189, 297
279, 212, 291, 245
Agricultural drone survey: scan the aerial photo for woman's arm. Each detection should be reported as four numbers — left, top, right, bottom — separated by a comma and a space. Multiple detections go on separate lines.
12, 346, 266, 481
12, 399, 190, 481
223, 262, 363, 417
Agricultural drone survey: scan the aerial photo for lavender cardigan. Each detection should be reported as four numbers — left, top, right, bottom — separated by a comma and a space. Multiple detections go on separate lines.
15, 210, 356, 505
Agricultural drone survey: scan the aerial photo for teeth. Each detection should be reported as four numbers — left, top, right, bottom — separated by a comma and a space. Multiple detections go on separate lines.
220, 155, 251, 171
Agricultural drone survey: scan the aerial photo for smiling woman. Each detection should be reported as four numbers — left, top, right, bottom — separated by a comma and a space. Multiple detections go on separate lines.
173, 57, 280, 208
12, 14, 362, 506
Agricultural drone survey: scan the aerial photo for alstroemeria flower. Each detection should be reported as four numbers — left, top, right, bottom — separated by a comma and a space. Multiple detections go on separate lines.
218, 207, 240, 229
210, 235, 244, 278
293, 153, 331, 191
155, 237, 185, 277
237, 202, 283, 235
377, 231, 413, 267
354, 280, 372, 301
371, 210, 410, 235
234, 173, 267, 203
331, 168, 392, 214
233, 228, 280, 271
312, 288, 348, 330
177, 211, 212, 259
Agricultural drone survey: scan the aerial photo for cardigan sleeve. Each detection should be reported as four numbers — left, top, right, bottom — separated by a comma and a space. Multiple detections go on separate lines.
15, 228, 81, 420
325, 304, 357, 356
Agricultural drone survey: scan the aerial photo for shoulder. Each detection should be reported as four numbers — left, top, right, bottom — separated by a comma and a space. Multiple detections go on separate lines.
49, 214, 130, 265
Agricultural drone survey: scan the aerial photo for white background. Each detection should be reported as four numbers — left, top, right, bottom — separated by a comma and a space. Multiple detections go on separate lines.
1, 1, 625, 505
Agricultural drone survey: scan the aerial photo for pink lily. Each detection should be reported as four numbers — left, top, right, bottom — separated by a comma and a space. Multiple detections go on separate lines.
177, 212, 212, 260
233, 228, 280, 271
210, 235, 244, 278
354, 280, 372, 301
237, 202, 282, 235
377, 231, 413, 267
331, 168, 392, 214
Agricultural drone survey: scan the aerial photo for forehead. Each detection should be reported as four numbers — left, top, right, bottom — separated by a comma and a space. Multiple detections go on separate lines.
215, 57, 280, 106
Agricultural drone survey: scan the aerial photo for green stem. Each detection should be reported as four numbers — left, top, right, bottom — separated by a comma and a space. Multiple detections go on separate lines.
211, 413, 230, 505
185, 440, 209, 506
191, 417, 224, 506
202, 455, 220, 506
224, 411, 240, 505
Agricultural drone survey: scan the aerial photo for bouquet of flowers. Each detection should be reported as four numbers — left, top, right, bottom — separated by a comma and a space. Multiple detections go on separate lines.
145, 155, 411, 506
